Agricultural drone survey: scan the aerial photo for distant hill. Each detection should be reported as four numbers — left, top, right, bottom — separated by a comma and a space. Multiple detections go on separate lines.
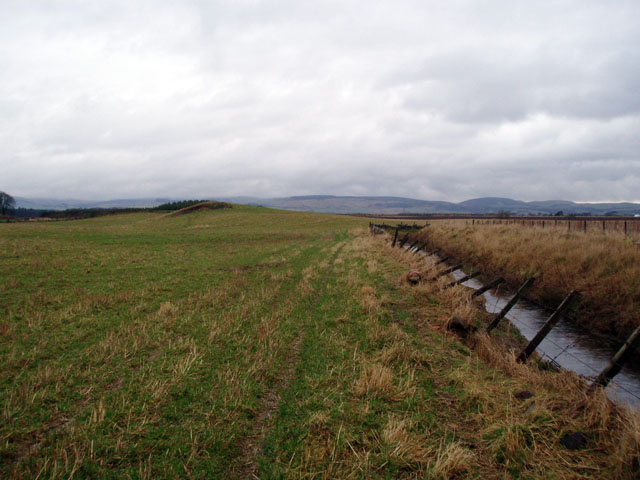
222, 195, 640, 216
14, 195, 640, 216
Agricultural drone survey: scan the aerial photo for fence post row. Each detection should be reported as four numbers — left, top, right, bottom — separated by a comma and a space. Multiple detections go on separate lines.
592, 325, 640, 388
516, 290, 580, 363
486, 277, 536, 333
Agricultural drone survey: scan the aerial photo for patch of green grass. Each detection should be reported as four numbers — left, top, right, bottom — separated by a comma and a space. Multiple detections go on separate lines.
1, 208, 637, 478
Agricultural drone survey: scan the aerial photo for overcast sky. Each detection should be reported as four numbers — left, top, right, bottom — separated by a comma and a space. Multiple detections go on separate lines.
1, 1, 639, 202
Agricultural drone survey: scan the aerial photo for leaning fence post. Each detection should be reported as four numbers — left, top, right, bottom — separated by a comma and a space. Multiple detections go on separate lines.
592, 325, 640, 388
516, 290, 580, 362
446, 271, 481, 288
413, 242, 426, 253
472, 277, 505, 298
399, 235, 409, 248
434, 264, 463, 279
486, 277, 535, 333
392, 227, 398, 247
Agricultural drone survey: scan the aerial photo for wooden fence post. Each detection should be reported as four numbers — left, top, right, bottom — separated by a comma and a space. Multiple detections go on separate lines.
392, 227, 398, 247
434, 264, 463, 279
472, 277, 505, 298
592, 325, 640, 388
516, 290, 580, 362
446, 271, 481, 288
486, 277, 536, 333
399, 235, 409, 248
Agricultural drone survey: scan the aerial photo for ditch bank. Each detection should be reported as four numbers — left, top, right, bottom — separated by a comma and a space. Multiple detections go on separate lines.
410, 222, 640, 341
389, 226, 640, 409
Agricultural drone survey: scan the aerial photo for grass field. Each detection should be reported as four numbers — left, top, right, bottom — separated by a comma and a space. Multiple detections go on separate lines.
413, 220, 640, 340
1, 207, 639, 478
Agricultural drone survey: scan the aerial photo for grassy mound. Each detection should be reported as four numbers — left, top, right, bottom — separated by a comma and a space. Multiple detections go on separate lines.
167, 200, 232, 216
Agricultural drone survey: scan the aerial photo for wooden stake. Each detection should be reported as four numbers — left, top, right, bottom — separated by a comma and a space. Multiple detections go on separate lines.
472, 277, 505, 298
446, 271, 481, 288
592, 325, 640, 388
434, 264, 463, 278
516, 290, 580, 362
392, 227, 398, 247
486, 277, 535, 333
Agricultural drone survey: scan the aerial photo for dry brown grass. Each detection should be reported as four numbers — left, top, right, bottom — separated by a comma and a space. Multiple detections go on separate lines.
415, 220, 640, 338
353, 363, 397, 399
374, 231, 640, 479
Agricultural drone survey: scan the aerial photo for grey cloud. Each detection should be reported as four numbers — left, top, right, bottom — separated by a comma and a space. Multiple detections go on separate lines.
1, 0, 639, 203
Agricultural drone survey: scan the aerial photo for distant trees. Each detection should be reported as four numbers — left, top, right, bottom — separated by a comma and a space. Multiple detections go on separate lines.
151, 200, 209, 211
0, 191, 15, 215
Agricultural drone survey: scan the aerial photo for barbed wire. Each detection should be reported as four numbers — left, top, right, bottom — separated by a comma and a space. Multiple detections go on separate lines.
499, 307, 640, 403
409, 241, 640, 405
607, 379, 640, 402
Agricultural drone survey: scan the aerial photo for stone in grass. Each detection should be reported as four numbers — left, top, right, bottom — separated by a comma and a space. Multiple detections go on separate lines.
406, 270, 422, 285
514, 390, 534, 401
560, 432, 589, 450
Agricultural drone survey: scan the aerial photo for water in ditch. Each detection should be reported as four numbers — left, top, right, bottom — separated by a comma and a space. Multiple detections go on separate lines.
407, 245, 640, 409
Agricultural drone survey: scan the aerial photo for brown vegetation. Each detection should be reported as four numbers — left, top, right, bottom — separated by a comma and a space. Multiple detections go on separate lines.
379, 234, 640, 478
413, 220, 640, 339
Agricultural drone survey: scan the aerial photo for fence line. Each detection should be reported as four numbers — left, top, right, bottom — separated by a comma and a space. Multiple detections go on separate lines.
389, 228, 640, 404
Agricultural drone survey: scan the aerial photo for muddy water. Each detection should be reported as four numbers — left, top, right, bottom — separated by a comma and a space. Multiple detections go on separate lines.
406, 245, 640, 409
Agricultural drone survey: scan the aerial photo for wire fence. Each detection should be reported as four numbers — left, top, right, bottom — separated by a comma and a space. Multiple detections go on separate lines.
396, 233, 640, 404
400, 238, 640, 405
500, 297, 640, 403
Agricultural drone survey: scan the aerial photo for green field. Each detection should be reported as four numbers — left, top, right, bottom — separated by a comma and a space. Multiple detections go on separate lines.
1, 207, 638, 479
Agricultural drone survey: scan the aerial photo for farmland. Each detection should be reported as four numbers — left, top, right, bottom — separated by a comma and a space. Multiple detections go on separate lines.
1, 206, 639, 478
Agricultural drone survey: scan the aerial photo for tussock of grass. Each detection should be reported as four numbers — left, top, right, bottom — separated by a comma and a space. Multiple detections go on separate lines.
353, 363, 396, 399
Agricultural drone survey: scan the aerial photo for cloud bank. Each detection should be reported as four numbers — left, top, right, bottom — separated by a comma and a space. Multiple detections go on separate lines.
1, 0, 639, 201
